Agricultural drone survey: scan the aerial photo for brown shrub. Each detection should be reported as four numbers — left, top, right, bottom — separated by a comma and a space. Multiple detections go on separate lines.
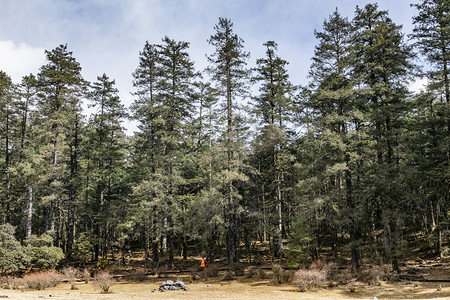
82, 268, 91, 284
62, 267, 80, 290
223, 270, 234, 281
22, 271, 64, 290
349, 282, 356, 293
233, 263, 245, 276
271, 264, 284, 284
357, 266, 386, 285
61, 266, 79, 280
94, 270, 115, 293
310, 259, 327, 270
245, 267, 256, 278
282, 269, 294, 283
189, 272, 197, 282
335, 271, 353, 285
291, 268, 327, 292
207, 265, 220, 278
156, 266, 169, 278
0, 276, 23, 289
323, 262, 338, 280
309, 260, 338, 280
257, 268, 267, 279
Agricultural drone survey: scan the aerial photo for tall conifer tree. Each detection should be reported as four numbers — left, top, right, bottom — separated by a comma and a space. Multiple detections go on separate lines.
207, 17, 250, 266
353, 4, 413, 271
35, 44, 85, 248
252, 41, 294, 257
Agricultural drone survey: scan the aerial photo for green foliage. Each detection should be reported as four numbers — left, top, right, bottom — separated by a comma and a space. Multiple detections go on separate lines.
95, 259, 109, 270
287, 214, 315, 267
0, 224, 29, 274
25, 233, 65, 269
71, 233, 94, 264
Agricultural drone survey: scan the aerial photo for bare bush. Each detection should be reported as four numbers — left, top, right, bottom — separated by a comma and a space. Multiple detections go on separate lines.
271, 264, 284, 284
156, 266, 169, 278
94, 270, 115, 293
0, 276, 23, 289
291, 268, 327, 292
323, 262, 338, 281
349, 282, 356, 293
357, 266, 386, 285
335, 271, 353, 285
245, 267, 256, 278
233, 263, 245, 276
22, 271, 63, 290
62, 267, 79, 280
309, 260, 338, 281
189, 272, 197, 282
310, 259, 327, 270
223, 270, 234, 281
82, 268, 91, 284
61, 267, 79, 290
282, 269, 294, 283
258, 268, 267, 279
207, 265, 220, 278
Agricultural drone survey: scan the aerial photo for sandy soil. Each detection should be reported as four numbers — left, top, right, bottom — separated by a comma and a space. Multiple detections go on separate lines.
0, 277, 449, 300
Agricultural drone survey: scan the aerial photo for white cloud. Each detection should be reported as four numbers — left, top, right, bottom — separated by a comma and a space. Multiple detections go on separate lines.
0, 40, 46, 83
410, 78, 427, 94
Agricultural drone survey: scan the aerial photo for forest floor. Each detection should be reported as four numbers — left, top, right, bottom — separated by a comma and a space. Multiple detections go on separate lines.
0, 276, 449, 300
0, 258, 449, 299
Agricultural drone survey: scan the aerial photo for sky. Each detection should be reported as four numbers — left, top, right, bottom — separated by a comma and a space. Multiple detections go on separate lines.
0, 0, 423, 133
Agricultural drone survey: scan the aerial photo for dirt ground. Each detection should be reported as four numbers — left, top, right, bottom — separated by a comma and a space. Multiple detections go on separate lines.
1, 258, 449, 299
0, 276, 449, 300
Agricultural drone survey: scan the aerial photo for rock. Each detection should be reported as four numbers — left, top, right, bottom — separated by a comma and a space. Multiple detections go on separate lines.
159, 280, 187, 291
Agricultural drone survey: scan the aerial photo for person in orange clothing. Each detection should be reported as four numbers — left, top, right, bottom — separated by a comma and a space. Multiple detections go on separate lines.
200, 257, 207, 268
201, 257, 208, 280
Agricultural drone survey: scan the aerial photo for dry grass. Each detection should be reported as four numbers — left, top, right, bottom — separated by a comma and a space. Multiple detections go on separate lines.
0, 276, 449, 300
0, 258, 448, 299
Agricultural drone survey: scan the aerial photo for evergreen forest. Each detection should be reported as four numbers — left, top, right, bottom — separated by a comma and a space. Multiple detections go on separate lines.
0, 1, 448, 275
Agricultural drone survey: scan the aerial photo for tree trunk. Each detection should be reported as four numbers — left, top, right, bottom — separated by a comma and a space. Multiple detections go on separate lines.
277, 181, 283, 257
262, 182, 267, 243
437, 201, 442, 257
151, 211, 159, 272
144, 220, 150, 272
168, 216, 174, 269
5, 111, 10, 223
345, 153, 359, 271
25, 183, 33, 241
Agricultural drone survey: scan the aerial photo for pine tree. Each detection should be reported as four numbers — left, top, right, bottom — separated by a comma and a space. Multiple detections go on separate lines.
17, 74, 38, 241
411, 0, 449, 257
252, 41, 294, 257
306, 9, 361, 269
131, 37, 198, 269
157, 36, 198, 268
131, 41, 163, 272
0, 71, 16, 224
412, 0, 450, 124
84, 73, 127, 260
34, 44, 85, 248
207, 17, 250, 267
353, 4, 413, 271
